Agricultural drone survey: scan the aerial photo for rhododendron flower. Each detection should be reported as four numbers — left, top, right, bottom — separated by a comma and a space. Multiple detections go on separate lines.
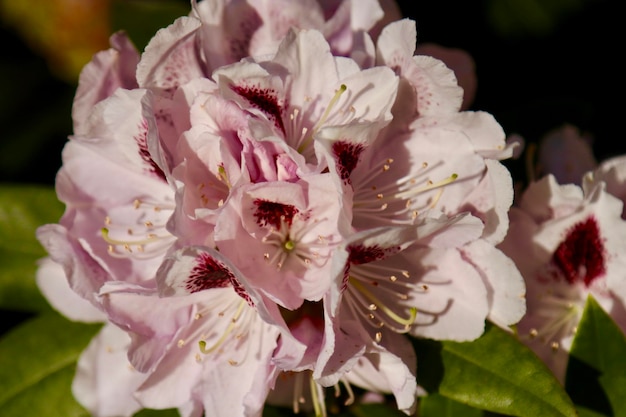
34, 2, 528, 416
499, 174, 626, 381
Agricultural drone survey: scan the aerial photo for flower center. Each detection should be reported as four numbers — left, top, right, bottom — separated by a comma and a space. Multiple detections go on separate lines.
342, 244, 417, 342
551, 216, 606, 286
525, 290, 583, 351
253, 198, 331, 271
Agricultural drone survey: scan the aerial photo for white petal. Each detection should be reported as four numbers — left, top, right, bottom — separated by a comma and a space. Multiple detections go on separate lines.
73, 324, 147, 417
36, 257, 105, 322
461, 239, 526, 328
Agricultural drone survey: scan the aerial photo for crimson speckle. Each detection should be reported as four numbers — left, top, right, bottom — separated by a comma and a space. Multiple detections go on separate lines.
341, 244, 401, 292
185, 252, 255, 306
332, 141, 365, 183
228, 9, 262, 60
185, 252, 233, 293
135, 119, 166, 182
231, 84, 285, 134
347, 244, 400, 265
253, 199, 298, 229
552, 216, 606, 286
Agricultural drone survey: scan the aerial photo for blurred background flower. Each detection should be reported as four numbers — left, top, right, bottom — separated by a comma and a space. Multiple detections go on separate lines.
0, 0, 111, 82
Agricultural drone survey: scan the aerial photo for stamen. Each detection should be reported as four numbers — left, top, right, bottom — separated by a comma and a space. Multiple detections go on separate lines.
309, 374, 327, 417
341, 379, 355, 406
395, 173, 458, 199
293, 372, 305, 414
350, 277, 417, 327
298, 84, 347, 153
526, 292, 582, 348
217, 165, 231, 189
101, 228, 165, 246
198, 300, 246, 354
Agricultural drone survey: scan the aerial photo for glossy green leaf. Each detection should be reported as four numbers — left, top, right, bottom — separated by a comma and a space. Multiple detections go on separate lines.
413, 322, 577, 417
419, 393, 483, 417
0, 184, 64, 311
566, 295, 626, 417
599, 373, 626, 417
0, 312, 101, 416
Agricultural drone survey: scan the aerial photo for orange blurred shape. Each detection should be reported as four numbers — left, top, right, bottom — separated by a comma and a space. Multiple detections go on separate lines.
1, 0, 111, 82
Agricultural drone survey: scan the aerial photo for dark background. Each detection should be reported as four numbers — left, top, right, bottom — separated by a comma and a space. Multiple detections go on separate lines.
399, 0, 622, 183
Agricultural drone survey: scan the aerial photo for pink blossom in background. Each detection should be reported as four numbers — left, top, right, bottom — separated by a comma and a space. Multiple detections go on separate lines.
536, 124, 597, 186
499, 174, 626, 381
587, 153, 626, 218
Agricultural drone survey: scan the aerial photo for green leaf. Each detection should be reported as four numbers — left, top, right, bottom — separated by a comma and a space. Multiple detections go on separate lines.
0, 312, 101, 416
413, 322, 577, 417
566, 295, 626, 416
599, 373, 626, 417
133, 408, 181, 417
419, 393, 483, 417
575, 405, 610, 417
111, 0, 192, 52
0, 184, 64, 311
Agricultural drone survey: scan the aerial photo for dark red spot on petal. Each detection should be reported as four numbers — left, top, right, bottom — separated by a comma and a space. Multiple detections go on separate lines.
229, 275, 255, 306
340, 244, 401, 292
253, 199, 298, 229
332, 141, 365, 184
348, 244, 394, 265
185, 252, 233, 293
231, 84, 285, 134
185, 252, 254, 305
135, 119, 166, 182
552, 216, 606, 286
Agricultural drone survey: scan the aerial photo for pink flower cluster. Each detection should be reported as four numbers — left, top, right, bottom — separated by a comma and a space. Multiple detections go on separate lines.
36, 1, 526, 416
